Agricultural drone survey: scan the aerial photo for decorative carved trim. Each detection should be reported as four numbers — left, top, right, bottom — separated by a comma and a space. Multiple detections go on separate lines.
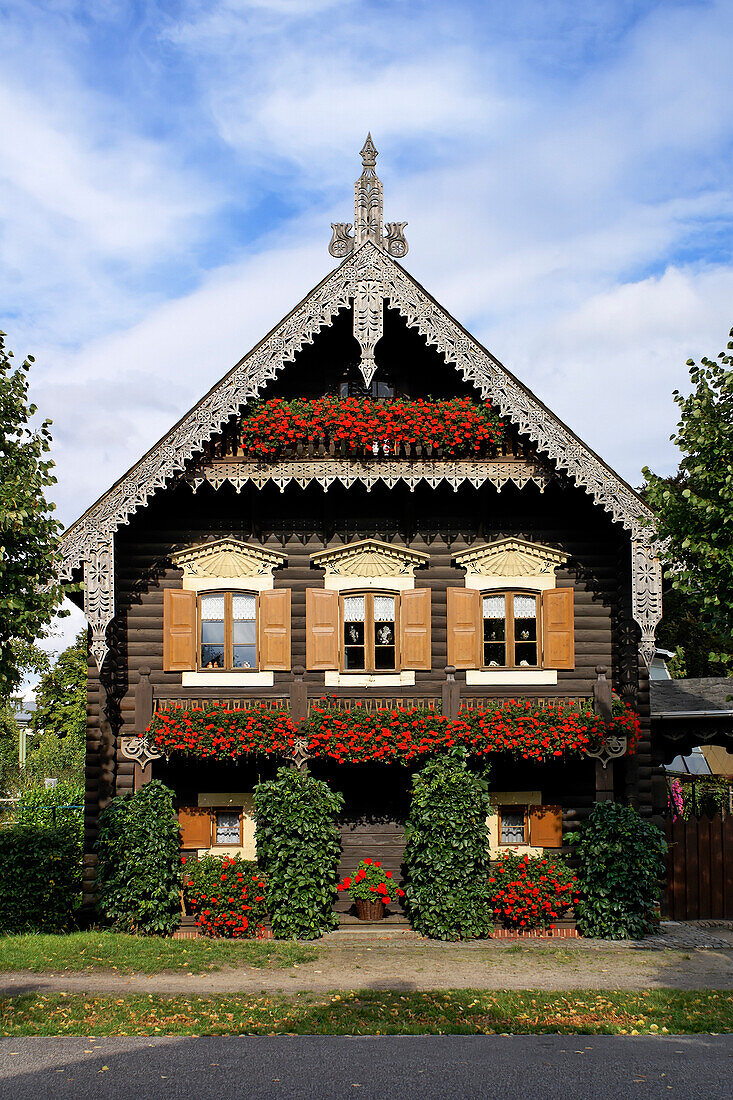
85, 538, 115, 671
172, 538, 286, 580
631, 538, 663, 668
453, 537, 567, 577
586, 734, 628, 769
188, 456, 553, 496
311, 538, 429, 578
120, 735, 164, 771
284, 736, 313, 772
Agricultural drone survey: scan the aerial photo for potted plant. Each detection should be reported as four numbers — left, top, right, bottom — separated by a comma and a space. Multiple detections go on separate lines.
337, 858, 405, 921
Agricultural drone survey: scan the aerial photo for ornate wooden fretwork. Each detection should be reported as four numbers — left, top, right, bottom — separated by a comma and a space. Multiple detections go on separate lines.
120, 735, 164, 771
311, 538, 429, 578
453, 538, 567, 577
172, 538, 286, 580
61, 147, 661, 668
187, 457, 553, 496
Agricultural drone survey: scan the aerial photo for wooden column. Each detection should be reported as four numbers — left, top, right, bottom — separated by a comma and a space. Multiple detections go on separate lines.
442, 665, 460, 719
289, 666, 308, 726
594, 666, 615, 802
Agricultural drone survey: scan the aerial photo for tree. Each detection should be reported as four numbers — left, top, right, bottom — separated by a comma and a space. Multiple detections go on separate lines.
643, 328, 733, 675
31, 630, 86, 742
0, 333, 65, 696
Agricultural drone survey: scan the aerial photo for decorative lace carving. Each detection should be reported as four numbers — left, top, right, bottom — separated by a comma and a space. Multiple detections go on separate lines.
631, 538, 663, 668
311, 538, 429, 578
454, 538, 567, 577
120, 736, 164, 772
84, 539, 115, 671
188, 457, 553, 495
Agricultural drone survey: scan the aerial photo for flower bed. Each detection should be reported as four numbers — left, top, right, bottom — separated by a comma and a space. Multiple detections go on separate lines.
146, 699, 639, 767
488, 852, 579, 932
239, 397, 505, 458
183, 854, 268, 938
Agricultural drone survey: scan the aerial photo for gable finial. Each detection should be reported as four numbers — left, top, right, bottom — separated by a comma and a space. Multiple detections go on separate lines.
328, 135, 408, 260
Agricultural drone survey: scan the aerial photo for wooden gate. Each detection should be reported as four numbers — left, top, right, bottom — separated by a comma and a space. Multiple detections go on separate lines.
665, 816, 733, 919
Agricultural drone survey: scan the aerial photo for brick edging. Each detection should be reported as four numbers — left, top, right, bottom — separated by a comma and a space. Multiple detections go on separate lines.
490, 927, 579, 939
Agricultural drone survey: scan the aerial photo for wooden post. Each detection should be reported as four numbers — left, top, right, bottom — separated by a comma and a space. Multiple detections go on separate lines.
289, 666, 308, 726
442, 665, 460, 720
593, 666, 614, 801
135, 666, 153, 735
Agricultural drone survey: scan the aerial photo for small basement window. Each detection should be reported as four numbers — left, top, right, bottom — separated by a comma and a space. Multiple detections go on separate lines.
214, 809, 241, 846
499, 806, 528, 846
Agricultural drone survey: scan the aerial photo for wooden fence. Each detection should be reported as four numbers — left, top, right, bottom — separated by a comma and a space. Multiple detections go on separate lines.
665, 816, 733, 920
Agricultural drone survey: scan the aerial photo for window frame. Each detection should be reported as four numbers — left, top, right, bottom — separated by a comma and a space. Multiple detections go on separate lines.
212, 807, 244, 848
197, 590, 259, 673
498, 804, 529, 847
481, 589, 542, 671
339, 589, 401, 674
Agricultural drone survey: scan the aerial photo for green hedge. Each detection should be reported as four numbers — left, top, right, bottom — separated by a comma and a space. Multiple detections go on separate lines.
254, 767, 343, 939
567, 801, 667, 939
95, 781, 182, 936
183, 854, 268, 937
0, 825, 80, 932
403, 751, 494, 940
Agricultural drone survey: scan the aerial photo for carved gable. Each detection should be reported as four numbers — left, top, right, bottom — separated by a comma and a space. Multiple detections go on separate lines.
311, 539, 429, 578
172, 538, 286, 580
454, 538, 567, 578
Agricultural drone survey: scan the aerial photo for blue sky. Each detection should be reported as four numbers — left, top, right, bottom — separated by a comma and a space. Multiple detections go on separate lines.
3, 1, 733, 647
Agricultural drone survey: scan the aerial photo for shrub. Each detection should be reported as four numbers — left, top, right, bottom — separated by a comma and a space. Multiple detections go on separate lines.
338, 858, 405, 906
183, 854, 268, 938
403, 750, 494, 939
567, 801, 667, 939
0, 825, 79, 932
254, 767, 344, 939
488, 852, 578, 931
95, 780, 182, 936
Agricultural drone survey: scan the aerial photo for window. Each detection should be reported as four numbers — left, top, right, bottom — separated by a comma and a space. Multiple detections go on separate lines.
199, 592, 257, 670
342, 592, 398, 672
214, 809, 242, 846
499, 806, 528, 846
483, 591, 539, 669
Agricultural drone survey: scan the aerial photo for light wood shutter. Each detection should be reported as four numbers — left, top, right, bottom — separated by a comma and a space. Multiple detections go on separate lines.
529, 804, 563, 848
400, 588, 431, 670
179, 807, 212, 848
163, 589, 197, 672
541, 588, 575, 669
447, 587, 481, 669
305, 588, 339, 670
258, 589, 291, 671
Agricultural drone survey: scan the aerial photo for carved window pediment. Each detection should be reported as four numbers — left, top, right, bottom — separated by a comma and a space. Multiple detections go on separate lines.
172, 538, 286, 580
311, 538, 429, 578
454, 538, 567, 578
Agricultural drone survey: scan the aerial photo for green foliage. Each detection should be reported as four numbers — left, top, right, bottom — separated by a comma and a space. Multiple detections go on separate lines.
95, 781, 182, 936
403, 751, 494, 940
0, 824, 80, 932
31, 631, 87, 741
183, 854, 268, 938
254, 767, 343, 939
643, 334, 733, 673
0, 701, 21, 796
567, 802, 667, 940
20, 730, 85, 790
0, 333, 66, 696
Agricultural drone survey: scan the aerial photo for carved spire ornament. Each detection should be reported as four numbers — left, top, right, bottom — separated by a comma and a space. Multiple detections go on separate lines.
328, 135, 409, 386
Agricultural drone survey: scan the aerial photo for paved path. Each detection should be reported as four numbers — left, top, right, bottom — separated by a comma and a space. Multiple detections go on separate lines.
1, 1035, 731, 1099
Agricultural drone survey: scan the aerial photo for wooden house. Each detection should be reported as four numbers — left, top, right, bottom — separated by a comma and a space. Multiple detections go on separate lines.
59, 138, 663, 913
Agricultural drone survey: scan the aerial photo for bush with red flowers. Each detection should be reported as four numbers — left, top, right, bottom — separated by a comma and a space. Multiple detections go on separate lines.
239, 397, 505, 458
146, 705, 295, 761
338, 858, 405, 906
183, 854, 268, 938
488, 852, 579, 931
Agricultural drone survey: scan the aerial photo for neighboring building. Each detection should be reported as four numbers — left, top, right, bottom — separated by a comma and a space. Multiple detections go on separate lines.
59, 139, 665, 913
652, 677, 733, 780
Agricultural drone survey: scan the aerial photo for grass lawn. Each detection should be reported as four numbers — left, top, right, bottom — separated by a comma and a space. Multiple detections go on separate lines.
0, 932, 317, 974
1, 990, 731, 1036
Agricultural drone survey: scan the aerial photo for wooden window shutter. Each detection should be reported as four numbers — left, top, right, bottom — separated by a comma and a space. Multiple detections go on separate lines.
178, 807, 212, 848
541, 588, 575, 669
163, 589, 197, 672
258, 589, 291, 671
529, 804, 563, 848
447, 587, 481, 669
305, 588, 339, 670
400, 588, 431, 670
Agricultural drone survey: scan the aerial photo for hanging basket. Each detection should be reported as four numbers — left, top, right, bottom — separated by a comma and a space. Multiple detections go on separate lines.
355, 897, 386, 921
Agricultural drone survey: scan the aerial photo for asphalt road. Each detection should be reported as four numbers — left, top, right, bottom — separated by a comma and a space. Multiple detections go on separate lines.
1, 1035, 732, 1099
